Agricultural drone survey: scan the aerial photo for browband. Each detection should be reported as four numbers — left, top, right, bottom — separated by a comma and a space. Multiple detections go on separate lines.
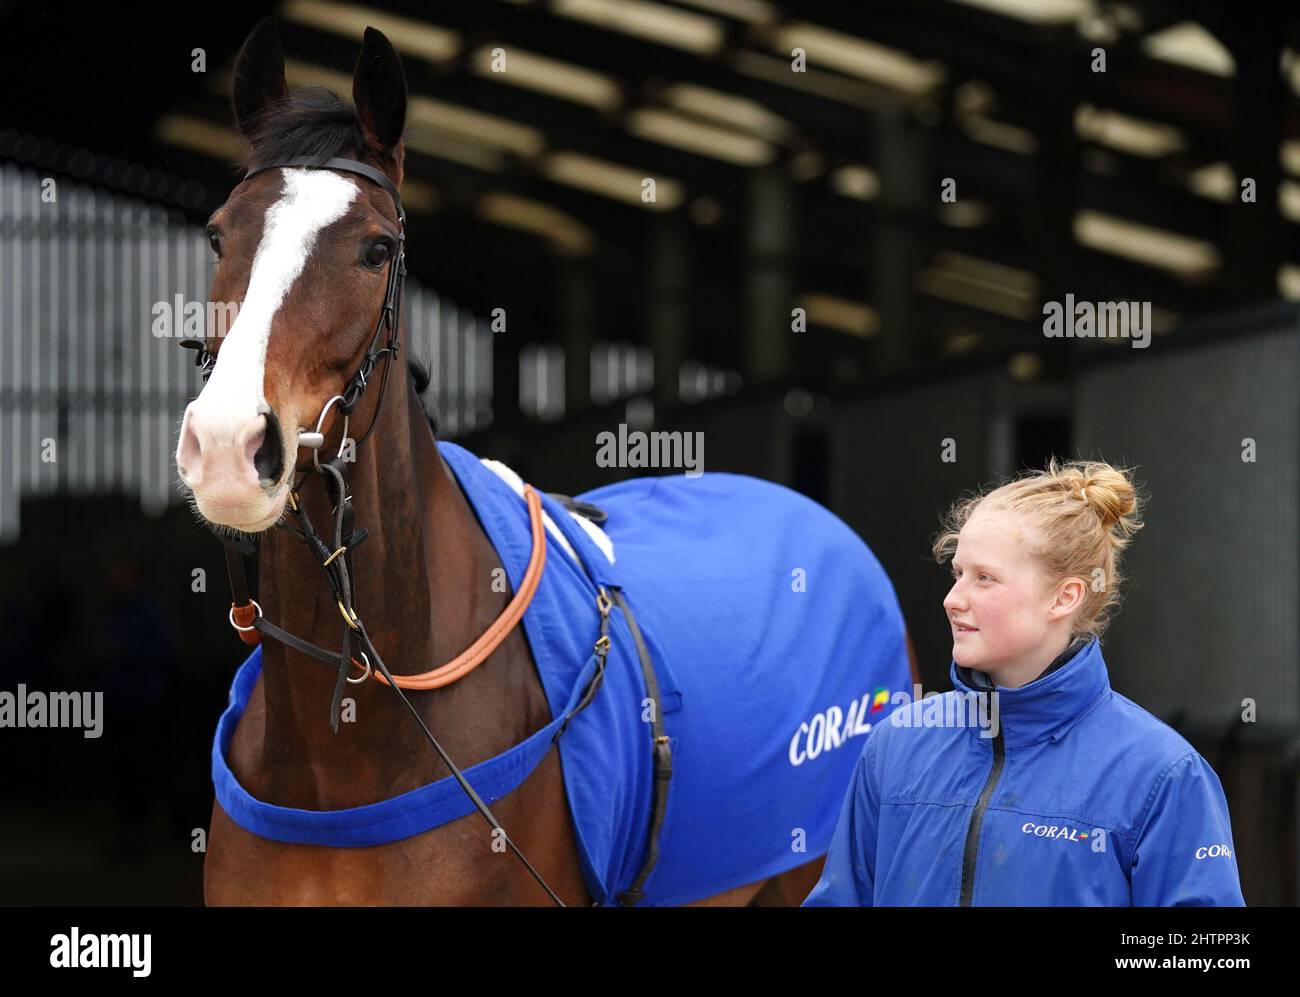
243, 156, 404, 219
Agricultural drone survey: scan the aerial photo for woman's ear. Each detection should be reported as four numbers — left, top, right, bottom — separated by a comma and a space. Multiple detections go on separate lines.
1049, 577, 1089, 621
352, 26, 407, 181
232, 16, 288, 139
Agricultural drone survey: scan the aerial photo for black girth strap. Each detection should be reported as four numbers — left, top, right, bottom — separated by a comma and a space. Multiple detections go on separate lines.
609, 588, 674, 907
550, 493, 676, 906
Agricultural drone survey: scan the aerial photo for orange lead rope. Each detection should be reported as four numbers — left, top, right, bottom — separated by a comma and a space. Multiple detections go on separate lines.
372, 484, 547, 690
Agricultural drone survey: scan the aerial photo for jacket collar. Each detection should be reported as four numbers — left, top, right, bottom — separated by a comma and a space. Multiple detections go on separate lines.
949, 637, 1110, 747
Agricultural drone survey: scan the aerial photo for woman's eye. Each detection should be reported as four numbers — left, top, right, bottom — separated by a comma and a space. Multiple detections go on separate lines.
207, 227, 221, 257
364, 242, 391, 269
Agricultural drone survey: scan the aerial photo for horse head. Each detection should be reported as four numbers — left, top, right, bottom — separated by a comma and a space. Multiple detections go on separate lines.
176, 17, 408, 534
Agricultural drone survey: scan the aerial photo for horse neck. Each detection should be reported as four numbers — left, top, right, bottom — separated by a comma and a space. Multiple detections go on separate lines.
254, 368, 550, 808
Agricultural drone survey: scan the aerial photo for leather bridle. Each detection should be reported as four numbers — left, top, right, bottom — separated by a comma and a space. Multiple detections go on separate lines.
180, 156, 608, 906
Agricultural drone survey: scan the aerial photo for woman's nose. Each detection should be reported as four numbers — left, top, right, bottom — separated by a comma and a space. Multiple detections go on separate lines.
943, 581, 965, 611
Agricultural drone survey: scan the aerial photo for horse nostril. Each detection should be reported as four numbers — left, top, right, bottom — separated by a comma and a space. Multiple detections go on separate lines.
253, 406, 285, 484
178, 414, 203, 480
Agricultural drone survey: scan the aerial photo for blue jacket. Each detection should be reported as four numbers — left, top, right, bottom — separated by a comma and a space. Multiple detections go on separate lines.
803, 638, 1245, 906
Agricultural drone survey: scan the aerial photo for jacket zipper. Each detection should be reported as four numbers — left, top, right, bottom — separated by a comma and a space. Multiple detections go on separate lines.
959, 726, 1005, 906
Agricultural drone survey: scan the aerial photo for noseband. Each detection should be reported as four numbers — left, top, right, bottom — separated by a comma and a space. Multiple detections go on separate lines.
181, 157, 605, 906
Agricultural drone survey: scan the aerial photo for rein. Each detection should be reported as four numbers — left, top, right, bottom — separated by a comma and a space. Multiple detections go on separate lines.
182, 156, 607, 906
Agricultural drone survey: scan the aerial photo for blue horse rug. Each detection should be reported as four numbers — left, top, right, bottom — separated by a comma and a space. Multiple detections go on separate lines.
213, 441, 912, 905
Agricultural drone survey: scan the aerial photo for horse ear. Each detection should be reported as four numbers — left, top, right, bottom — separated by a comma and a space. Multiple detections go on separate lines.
352, 27, 407, 172
232, 16, 288, 139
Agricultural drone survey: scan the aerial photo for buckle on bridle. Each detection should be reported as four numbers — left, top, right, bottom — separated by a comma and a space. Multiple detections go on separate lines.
297, 394, 350, 471
337, 599, 362, 630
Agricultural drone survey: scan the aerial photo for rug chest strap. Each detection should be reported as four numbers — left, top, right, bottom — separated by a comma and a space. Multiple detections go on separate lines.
610, 587, 673, 907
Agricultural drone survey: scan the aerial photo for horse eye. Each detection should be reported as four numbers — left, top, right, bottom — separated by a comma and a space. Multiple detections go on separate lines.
207, 227, 221, 257
364, 241, 391, 269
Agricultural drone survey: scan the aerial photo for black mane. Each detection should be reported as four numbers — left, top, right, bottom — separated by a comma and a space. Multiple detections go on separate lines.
240, 87, 367, 172
238, 87, 438, 436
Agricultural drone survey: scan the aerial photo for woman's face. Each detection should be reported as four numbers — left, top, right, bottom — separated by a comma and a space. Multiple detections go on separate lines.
943, 504, 1071, 677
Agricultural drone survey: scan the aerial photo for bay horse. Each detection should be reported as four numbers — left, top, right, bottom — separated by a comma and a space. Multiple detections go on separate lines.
177, 18, 915, 906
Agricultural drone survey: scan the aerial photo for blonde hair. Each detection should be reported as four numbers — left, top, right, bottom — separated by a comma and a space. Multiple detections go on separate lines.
932, 458, 1144, 640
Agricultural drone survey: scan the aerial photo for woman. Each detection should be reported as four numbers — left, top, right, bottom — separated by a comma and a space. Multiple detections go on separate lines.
804, 459, 1245, 906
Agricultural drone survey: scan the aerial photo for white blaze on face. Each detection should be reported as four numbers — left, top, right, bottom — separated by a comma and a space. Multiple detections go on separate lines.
189, 168, 358, 452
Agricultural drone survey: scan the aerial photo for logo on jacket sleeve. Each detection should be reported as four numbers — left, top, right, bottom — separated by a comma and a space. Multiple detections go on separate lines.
1194, 844, 1232, 859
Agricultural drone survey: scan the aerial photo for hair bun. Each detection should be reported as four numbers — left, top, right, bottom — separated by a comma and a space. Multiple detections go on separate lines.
1065, 462, 1140, 535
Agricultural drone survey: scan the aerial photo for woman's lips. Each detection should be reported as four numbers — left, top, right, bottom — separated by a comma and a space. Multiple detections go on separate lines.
952, 622, 979, 634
